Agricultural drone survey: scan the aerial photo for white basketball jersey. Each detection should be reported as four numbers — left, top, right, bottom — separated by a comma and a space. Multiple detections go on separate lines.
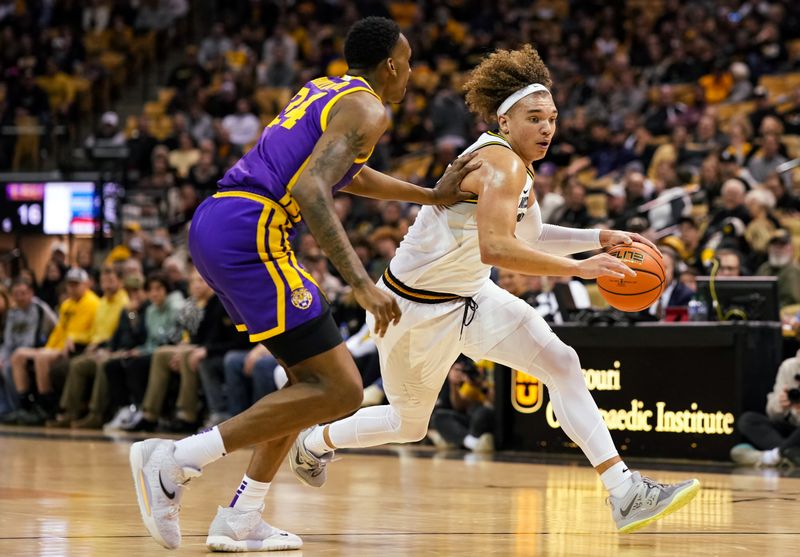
390, 132, 540, 297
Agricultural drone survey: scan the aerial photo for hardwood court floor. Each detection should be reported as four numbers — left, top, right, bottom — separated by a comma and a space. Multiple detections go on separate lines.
0, 430, 798, 556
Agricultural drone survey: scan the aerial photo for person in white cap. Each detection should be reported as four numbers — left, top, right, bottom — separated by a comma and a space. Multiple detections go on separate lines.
292, 44, 700, 534
85, 111, 126, 149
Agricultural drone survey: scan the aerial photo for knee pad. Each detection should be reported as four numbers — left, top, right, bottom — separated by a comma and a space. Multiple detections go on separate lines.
397, 416, 429, 443
387, 405, 429, 443
529, 339, 583, 387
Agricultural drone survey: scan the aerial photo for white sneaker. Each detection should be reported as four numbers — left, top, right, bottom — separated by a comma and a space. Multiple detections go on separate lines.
730, 443, 764, 466
608, 472, 700, 533
203, 412, 231, 429
104, 404, 137, 432
426, 429, 456, 449
470, 433, 495, 453
206, 505, 302, 552
289, 427, 332, 488
129, 438, 201, 549
361, 384, 385, 407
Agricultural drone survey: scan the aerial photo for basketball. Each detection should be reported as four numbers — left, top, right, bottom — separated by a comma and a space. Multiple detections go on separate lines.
597, 242, 666, 312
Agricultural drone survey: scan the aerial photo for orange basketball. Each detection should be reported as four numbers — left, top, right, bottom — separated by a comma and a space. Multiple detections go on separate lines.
597, 242, 666, 312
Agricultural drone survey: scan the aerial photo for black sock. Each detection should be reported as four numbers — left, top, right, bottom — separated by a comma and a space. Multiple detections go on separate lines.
17, 391, 33, 411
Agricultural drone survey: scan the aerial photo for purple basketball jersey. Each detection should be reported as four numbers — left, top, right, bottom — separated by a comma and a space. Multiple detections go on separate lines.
218, 75, 380, 226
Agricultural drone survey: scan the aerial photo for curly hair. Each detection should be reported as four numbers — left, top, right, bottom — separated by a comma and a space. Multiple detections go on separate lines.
463, 44, 552, 122
344, 17, 401, 70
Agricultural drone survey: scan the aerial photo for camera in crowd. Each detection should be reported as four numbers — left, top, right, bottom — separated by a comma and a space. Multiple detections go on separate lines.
456, 357, 482, 383
788, 374, 800, 404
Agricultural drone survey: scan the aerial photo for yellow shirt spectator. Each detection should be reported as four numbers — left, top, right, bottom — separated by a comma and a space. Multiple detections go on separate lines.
699, 72, 733, 104
225, 44, 250, 73
89, 287, 129, 345
45, 289, 100, 350
36, 64, 76, 114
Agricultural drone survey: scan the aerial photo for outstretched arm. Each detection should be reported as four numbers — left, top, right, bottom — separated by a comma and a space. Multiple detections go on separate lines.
516, 215, 602, 256
343, 154, 480, 206
516, 214, 659, 256
468, 148, 633, 280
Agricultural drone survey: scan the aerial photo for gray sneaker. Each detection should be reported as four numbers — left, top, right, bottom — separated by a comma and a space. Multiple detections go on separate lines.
289, 427, 333, 488
129, 439, 201, 549
609, 472, 700, 533
206, 505, 302, 552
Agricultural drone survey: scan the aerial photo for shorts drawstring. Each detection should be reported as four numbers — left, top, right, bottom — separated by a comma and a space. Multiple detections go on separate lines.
460, 297, 478, 338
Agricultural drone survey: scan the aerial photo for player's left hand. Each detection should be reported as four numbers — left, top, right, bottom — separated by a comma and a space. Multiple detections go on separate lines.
431, 151, 482, 206
600, 230, 661, 255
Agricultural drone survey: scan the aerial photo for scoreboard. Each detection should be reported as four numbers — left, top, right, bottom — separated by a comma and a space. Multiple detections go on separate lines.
1, 182, 101, 235
1, 182, 45, 233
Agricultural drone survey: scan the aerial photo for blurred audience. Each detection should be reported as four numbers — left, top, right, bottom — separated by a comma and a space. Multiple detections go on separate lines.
2, 0, 800, 434
732, 349, 800, 467
429, 357, 495, 453
756, 230, 800, 308
3, 268, 98, 425
0, 278, 57, 416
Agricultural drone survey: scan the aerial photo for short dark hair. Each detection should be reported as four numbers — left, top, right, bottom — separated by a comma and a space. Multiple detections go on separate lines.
344, 17, 400, 70
145, 271, 170, 292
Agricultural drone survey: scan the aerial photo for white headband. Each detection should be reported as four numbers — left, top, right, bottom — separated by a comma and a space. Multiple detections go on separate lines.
496, 83, 550, 117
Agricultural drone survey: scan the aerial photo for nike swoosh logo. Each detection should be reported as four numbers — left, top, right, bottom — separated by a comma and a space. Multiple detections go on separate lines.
622, 468, 629, 473
159, 471, 176, 500
619, 497, 637, 518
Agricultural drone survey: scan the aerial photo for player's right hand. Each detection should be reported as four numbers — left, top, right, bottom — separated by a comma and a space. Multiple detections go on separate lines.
577, 253, 636, 280
354, 284, 401, 337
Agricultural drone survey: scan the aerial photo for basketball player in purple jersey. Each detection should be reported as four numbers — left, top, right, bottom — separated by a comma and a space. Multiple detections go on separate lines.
130, 17, 479, 552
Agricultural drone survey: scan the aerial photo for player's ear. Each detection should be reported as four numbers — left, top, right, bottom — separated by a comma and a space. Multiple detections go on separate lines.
386, 57, 397, 76
497, 114, 510, 135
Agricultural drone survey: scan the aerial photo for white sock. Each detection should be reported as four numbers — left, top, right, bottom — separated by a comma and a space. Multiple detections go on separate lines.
274, 365, 288, 389
760, 447, 781, 466
463, 434, 479, 450
303, 425, 334, 457
229, 474, 270, 513
600, 461, 634, 499
173, 426, 227, 470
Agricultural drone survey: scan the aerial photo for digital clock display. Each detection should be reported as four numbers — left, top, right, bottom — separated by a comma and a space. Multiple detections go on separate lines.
0, 182, 101, 235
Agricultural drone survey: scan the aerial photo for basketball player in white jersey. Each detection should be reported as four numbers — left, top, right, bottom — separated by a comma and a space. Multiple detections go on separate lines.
291, 45, 700, 533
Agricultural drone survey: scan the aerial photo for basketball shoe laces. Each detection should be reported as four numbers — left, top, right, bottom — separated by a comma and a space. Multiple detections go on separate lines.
605, 472, 665, 509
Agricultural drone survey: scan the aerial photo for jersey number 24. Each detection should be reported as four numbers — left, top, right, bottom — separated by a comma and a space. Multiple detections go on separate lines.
268, 87, 325, 130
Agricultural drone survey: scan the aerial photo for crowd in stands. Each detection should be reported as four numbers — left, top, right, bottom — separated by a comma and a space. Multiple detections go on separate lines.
82, 0, 800, 314
1, 1, 800, 448
0, 0, 189, 170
